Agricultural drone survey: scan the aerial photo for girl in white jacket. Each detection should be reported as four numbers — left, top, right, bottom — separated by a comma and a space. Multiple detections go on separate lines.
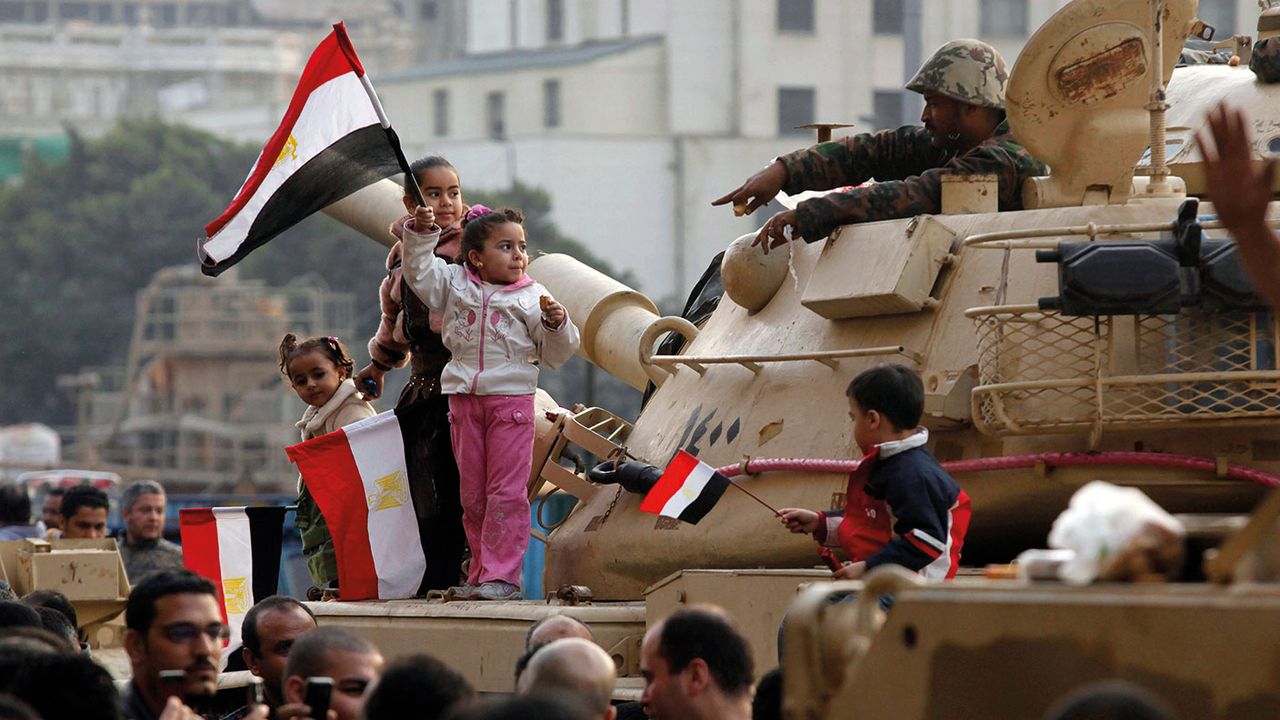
402, 203, 580, 600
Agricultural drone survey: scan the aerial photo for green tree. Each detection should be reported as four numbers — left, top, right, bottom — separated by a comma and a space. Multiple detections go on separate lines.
0, 120, 638, 427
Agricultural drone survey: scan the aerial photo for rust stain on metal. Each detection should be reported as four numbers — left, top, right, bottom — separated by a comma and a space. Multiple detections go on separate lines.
1056, 37, 1147, 104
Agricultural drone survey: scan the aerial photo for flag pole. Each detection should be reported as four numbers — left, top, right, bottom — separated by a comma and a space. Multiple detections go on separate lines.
346, 25, 428, 209
727, 478, 782, 517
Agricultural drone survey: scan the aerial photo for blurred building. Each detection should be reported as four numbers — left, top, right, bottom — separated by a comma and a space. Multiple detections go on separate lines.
59, 265, 354, 492
375, 0, 1247, 301
0, 0, 450, 143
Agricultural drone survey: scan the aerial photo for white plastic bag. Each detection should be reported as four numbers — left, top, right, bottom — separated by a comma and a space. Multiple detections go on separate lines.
1047, 481, 1186, 585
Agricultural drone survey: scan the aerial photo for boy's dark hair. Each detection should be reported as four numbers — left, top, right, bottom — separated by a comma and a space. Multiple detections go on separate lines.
285, 627, 378, 681
751, 667, 783, 720
405, 155, 457, 197
22, 589, 77, 631
0, 484, 30, 524
59, 485, 109, 520
846, 364, 924, 431
460, 208, 524, 268
364, 653, 474, 720
241, 595, 315, 655
656, 606, 754, 696
278, 333, 356, 380
125, 570, 216, 635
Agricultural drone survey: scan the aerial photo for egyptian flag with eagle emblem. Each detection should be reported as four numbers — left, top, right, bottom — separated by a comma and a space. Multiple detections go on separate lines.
286, 407, 426, 600
179, 505, 287, 667
199, 22, 415, 275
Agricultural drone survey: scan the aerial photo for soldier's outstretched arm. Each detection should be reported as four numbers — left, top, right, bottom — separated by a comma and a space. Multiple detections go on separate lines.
1198, 103, 1280, 309
713, 160, 790, 216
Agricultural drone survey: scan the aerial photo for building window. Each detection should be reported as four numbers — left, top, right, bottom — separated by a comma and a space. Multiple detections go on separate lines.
979, 0, 1027, 37
777, 0, 814, 33
59, 2, 91, 20
487, 91, 506, 140
777, 87, 816, 136
0, 2, 26, 22
543, 79, 561, 128
873, 90, 905, 131
547, 0, 564, 42
420, 0, 437, 20
872, 0, 902, 35
433, 88, 449, 137
1196, 0, 1236, 36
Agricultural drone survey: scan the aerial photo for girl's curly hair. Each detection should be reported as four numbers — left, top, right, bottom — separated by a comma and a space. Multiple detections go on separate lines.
278, 333, 355, 378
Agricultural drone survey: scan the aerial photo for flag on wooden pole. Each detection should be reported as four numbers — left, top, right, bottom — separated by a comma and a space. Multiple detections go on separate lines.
639, 450, 732, 525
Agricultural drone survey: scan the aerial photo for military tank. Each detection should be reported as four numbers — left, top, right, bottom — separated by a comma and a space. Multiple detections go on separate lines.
313, 0, 1280, 711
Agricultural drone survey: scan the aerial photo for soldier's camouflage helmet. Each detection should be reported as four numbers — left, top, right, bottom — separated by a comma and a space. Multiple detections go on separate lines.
906, 39, 1008, 109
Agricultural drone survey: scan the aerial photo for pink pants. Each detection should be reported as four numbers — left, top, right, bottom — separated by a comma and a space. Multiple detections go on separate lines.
448, 393, 535, 587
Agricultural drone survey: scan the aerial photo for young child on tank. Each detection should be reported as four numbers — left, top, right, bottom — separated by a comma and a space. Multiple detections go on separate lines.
354, 154, 470, 593
779, 364, 972, 580
280, 333, 376, 594
401, 203, 580, 600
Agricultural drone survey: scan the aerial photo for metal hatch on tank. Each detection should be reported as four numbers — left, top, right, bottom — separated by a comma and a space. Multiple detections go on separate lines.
311, 0, 1280, 710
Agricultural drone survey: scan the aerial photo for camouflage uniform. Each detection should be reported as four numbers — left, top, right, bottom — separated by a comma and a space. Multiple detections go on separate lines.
776, 39, 1047, 242
778, 122, 1047, 242
116, 532, 185, 582
1251, 37, 1280, 83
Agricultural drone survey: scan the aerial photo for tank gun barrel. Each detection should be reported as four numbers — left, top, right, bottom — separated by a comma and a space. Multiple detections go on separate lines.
527, 254, 667, 390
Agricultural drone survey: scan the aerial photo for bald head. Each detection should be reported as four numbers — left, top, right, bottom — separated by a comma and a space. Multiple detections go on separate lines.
517, 638, 617, 719
526, 614, 594, 650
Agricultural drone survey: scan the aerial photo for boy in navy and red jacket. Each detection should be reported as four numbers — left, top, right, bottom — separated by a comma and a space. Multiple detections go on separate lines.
780, 364, 971, 580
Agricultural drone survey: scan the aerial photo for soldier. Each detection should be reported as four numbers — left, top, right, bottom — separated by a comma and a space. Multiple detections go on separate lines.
714, 39, 1048, 251
117, 481, 184, 582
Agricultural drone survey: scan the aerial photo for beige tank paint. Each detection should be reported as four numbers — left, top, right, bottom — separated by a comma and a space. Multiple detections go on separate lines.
535, 196, 1274, 600
785, 572, 1280, 720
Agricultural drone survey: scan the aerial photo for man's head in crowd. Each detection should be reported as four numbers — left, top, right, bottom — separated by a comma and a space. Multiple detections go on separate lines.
447, 694, 593, 720
21, 589, 78, 635
41, 488, 66, 530
284, 627, 384, 720
60, 486, 110, 539
0, 602, 41, 631
124, 570, 225, 715
363, 654, 474, 720
0, 483, 31, 529
241, 596, 317, 708
525, 614, 594, 651
640, 606, 754, 720
0, 642, 121, 720
32, 607, 77, 652
121, 481, 167, 544
517, 638, 617, 720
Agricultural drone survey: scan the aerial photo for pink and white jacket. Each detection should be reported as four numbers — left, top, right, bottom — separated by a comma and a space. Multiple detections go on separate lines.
402, 219, 580, 396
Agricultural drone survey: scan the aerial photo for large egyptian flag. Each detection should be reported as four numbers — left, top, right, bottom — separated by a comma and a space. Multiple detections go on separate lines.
286, 407, 426, 601
179, 506, 287, 666
640, 450, 731, 525
199, 22, 413, 276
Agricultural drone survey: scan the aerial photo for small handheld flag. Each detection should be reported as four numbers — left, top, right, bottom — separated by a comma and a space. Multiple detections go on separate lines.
199, 22, 422, 276
639, 450, 732, 525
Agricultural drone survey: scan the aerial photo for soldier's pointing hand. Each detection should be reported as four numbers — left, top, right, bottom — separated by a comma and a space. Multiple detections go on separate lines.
713, 160, 790, 216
